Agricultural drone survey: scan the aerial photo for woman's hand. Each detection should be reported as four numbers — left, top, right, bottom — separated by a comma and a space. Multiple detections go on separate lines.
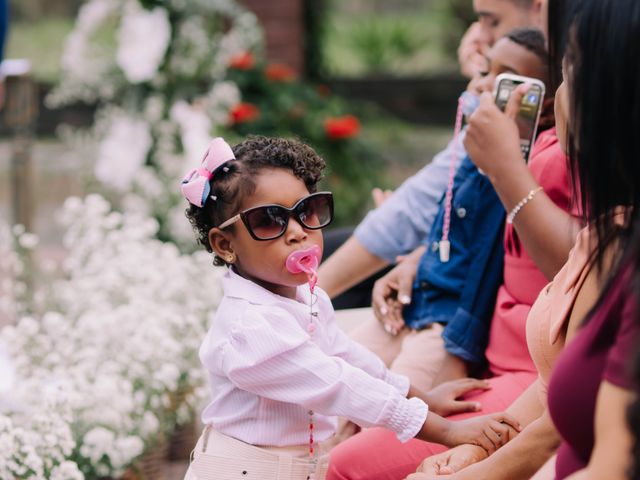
464, 85, 529, 180
416, 444, 489, 475
422, 378, 490, 416
371, 246, 425, 335
444, 412, 521, 454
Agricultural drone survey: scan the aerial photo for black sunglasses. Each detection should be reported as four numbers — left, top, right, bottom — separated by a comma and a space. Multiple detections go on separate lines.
217, 192, 334, 241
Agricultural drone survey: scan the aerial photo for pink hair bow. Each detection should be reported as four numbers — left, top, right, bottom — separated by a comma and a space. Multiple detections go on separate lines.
181, 138, 235, 207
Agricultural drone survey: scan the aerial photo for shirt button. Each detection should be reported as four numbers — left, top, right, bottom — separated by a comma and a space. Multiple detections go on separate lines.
431, 241, 439, 252
419, 281, 430, 290
456, 207, 467, 218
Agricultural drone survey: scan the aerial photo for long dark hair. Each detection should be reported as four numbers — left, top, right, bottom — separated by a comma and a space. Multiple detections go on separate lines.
565, 0, 640, 270
546, 0, 570, 95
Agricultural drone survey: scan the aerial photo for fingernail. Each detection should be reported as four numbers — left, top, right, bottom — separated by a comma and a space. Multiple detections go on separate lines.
399, 295, 411, 305
474, 403, 481, 411
380, 306, 388, 316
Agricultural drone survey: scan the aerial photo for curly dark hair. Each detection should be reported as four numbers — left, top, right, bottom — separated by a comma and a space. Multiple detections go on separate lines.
185, 136, 326, 266
505, 28, 548, 67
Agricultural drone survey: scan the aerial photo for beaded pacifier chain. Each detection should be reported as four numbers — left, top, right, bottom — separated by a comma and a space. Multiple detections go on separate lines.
285, 245, 322, 480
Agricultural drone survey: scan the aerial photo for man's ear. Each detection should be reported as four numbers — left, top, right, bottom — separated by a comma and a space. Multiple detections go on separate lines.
208, 228, 234, 261
538, 96, 556, 131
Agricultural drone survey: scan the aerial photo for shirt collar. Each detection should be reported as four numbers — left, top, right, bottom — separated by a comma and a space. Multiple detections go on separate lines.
222, 267, 311, 307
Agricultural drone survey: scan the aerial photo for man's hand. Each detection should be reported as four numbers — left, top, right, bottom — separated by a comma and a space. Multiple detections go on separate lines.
372, 187, 393, 207
458, 22, 490, 78
371, 247, 424, 335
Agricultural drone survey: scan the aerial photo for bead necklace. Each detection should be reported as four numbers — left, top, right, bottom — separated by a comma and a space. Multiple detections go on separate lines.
306, 276, 319, 479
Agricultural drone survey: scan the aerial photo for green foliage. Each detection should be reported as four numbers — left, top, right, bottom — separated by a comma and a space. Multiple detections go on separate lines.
323, 3, 462, 77
223, 61, 384, 226
348, 19, 424, 73
5, 18, 74, 82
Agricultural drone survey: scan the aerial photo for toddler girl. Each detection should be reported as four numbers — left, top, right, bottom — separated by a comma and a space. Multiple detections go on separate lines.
181, 136, 519, 480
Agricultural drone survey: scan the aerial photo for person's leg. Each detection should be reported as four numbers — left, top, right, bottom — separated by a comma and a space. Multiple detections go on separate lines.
326, 427, 447, 480
327, 371, 537, 480
391, 323, 447, 393
348, 313, 406, 366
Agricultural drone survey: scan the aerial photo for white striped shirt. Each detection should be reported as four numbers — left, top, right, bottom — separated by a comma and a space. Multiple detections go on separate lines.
199, 268, 428, 446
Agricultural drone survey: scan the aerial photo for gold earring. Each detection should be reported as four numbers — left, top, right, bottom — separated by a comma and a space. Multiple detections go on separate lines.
226, 253, 236, 263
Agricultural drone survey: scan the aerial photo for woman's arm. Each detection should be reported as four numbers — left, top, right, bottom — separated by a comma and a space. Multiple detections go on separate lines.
464, 92, 581, 280
457, 410, 560, 480
414, 380, 547, 477
564, 382, 633, 480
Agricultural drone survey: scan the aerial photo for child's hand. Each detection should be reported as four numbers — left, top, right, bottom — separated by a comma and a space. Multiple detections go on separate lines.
421, 378, 491, 416
443, 412, 521, 454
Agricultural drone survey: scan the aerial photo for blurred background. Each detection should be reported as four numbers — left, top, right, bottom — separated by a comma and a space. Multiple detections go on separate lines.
0, 1, 476, 478
0, 0, 474, 247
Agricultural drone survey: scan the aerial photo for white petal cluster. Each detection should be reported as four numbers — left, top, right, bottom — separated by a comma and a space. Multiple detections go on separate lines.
94, 110, 152, 191
48, 0, 263, 246
0, 390, 84, 480
170, 100, 212, 168
1, 196, 223, 477
116, 1, 171, 83
0, 222, 40, 321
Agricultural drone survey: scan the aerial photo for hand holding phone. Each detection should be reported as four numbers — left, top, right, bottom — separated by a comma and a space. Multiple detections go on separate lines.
493, 73, 546, 162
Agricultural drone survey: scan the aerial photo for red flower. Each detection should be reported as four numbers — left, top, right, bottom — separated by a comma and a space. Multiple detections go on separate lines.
316, 84, 331, 97
229, 52, 255, 70
230, 103, 260, 124
324, 115, 361, 140
264, 63, 297, 82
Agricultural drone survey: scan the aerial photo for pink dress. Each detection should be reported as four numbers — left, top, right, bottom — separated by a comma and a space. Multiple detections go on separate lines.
326, 129, 579, 480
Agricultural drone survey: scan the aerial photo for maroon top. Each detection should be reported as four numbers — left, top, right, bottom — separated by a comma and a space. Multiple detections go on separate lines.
548, 264, 638, 479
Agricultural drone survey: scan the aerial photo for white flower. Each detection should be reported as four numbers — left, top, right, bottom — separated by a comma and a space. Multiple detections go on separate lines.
207, 81, 241, 126
0, 343, 16, 409
50, 461, 85, 480
95, 112, 152, 191
170, 100, 212, 168
116, 1, 171, 83
18, 232, 39, 249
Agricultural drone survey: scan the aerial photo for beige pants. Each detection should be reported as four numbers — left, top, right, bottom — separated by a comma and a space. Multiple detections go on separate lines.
340, 308, 447, 392
184, 427, 330, 480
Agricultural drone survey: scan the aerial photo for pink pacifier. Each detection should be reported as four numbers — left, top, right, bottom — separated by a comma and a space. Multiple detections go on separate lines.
285, 245, 321, 293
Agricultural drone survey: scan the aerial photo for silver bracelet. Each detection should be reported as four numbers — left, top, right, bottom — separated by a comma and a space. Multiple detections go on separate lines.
507, 187, 543, 224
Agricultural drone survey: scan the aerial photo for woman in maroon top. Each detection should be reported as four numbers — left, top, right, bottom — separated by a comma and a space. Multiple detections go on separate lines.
548, 262, 638, 479
544, 0, 640, 478
628, 246, 640, 480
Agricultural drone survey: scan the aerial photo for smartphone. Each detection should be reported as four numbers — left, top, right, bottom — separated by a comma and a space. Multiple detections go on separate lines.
494, 73, 546, 162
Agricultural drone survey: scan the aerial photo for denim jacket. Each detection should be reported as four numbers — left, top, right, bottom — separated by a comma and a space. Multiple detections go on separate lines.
402, 156, 505, 364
